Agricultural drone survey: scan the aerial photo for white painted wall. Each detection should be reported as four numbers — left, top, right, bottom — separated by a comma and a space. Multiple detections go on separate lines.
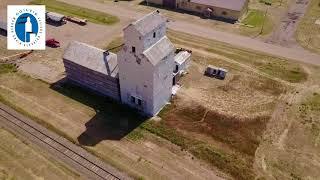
123, 26, 144, 55
152, 52, 175, 115
143, 23, 166, 49
118, 50, 155, 115
118, 23, 174, 116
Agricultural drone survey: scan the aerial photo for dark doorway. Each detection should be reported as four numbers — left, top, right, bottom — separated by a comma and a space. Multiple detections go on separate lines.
172, 76, 176, 85
163, 0, 176, 9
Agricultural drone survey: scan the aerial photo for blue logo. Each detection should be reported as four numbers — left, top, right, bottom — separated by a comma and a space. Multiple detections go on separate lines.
7, 5, 46, 50
15, 13, 39, 43
15, 13, 39, 42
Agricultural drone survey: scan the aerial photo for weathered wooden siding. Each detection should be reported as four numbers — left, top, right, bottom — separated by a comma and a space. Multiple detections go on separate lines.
63, 59, 121, 101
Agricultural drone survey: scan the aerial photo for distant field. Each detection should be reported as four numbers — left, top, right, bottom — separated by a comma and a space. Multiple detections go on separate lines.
0, 127, 80, 180
30, 0, 119, 25
296, 0, 320, 54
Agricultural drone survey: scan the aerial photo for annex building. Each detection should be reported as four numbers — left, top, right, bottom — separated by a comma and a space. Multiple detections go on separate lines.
63, 10, 191, 116
147, 0, 249, 21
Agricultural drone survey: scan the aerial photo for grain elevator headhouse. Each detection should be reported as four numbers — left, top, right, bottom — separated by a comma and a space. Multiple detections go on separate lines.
117, 10, 175, 116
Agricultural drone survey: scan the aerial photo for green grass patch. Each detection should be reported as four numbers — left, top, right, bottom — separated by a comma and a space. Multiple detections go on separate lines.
0, 64, 17, 74
125, 128, 144, 141
259, 61, 308, 83
30, 0, 119, 25
242, 10, 266, 27
241, 9, 273, 35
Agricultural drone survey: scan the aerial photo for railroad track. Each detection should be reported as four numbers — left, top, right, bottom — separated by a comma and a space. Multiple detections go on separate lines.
0, 104, 123, 180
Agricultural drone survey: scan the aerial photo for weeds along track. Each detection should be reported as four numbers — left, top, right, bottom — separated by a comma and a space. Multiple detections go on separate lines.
0, 103, 124, 180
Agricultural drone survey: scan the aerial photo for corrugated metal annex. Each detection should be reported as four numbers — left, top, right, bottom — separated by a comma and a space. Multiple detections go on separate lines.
63, 41, 121, 101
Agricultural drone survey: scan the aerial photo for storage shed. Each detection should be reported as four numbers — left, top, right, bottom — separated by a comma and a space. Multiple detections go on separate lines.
174, 50, 191, 73
173, 50, 191, 85
63, 41, 121, 101
147, 0, 249, 21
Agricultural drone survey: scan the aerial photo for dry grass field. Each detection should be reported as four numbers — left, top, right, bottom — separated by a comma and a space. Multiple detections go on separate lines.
0, 38, 20, 58
167, 31, 320, 180
2, 0, 319, 179
296, 0, 320, 54
1, 28, 319, 180
0, 127, 81, 180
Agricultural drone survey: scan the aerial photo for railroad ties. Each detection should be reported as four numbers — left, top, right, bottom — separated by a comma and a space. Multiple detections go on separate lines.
0, 103, 128, 180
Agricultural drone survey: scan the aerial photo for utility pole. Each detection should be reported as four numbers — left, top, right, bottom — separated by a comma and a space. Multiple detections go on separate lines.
260, 7, 269, 35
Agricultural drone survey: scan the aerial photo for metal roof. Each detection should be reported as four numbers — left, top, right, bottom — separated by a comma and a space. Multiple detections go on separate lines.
63, 41, 119, 78
143, 36, 175, 66
0, 21, 7, 31
174, 51, 191, 65
190, 0, 248, 11
46, 12, 65, 21
131, 10, 167, 36
207, 65, 228, 72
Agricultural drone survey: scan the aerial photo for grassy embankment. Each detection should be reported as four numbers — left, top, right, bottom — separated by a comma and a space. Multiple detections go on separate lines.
30, 0, 119, 25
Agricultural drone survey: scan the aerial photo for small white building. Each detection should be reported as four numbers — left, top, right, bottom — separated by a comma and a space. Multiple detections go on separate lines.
63, 10, 191, 117
173, 50, 191, 84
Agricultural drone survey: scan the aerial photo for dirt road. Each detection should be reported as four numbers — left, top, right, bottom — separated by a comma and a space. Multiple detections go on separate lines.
57, 0, 320, 66
266, 0, 311, 47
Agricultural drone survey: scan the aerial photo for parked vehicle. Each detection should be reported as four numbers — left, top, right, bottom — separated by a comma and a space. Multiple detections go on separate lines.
205, 65, 228, 80
66, 16, 87, 25
46, 12, 67, 25
46, 38, 60, 48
